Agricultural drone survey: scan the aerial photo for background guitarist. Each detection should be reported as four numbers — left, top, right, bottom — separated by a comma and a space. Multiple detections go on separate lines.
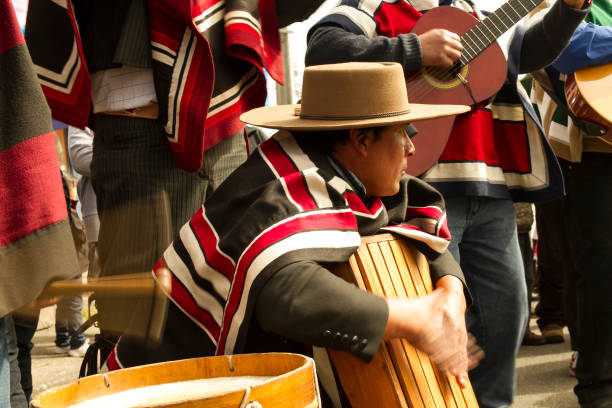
305, 1, 589, 407
527, 1, 612, 406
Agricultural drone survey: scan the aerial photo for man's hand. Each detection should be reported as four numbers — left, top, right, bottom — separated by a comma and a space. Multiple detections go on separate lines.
418, 29, 463, 67
384, 276, 483, 387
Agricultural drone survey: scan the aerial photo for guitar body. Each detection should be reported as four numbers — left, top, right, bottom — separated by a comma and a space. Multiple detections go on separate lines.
405, 6, 508, 176
565, 61, 612, 129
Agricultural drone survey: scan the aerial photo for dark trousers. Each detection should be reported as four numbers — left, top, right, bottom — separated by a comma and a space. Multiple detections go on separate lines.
534, 198, 571, 337
518, 232, 536, 309
4, 315, 27, 408
84, 116, 248, 375
13, 311, 38, 403
561, 154, 612, 405
90, 116, 209, 336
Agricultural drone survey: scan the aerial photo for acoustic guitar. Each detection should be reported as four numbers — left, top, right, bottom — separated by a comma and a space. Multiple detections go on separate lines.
564, 61, 612, 142
405, 0, 545, 176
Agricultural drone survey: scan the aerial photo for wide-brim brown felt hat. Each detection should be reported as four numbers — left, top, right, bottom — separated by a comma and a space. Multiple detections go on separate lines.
240, 62, 470, 130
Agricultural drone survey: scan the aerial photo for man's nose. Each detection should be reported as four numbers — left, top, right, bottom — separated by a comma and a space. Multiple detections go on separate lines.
406, 138, 415, 157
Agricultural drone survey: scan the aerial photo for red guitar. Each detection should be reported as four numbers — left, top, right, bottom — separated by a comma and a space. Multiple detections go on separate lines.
405, 0, 544, 176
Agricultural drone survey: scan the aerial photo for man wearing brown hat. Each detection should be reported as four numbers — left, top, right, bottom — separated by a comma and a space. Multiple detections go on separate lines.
108, 62, 475, 404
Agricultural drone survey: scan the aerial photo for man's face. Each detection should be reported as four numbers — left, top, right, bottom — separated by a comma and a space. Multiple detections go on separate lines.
360, 124, 415, 197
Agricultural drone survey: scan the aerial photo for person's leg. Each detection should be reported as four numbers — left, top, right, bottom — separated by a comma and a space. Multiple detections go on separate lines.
64, 293, 86, 350
106, 130, 249, 369
0, 317, 10, 408
198, 128, 249, 199
564, 154, 612, 406
90, 116, 209, 340
88, 117, 246, 373
517, 232, 535, 307
518, 231, 545, 345
55, 296, 71, 351
13, 311, 38, 403
534, 198, 569, 343
5, 315, 27, 408
446, 196, 528, 408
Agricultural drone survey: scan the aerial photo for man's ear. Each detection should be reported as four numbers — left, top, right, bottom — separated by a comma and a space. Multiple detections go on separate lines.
348, 128, 371, 158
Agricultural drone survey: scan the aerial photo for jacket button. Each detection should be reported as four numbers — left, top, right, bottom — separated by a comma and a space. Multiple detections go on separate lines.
323, 330, 332, 337
351, 335, 359, 346
359, 338, 368, 349
342, 334, 350, 344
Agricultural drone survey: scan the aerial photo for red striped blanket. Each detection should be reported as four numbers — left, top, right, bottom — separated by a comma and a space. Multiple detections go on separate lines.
25, 0, 283, 172
0, 0, 79, 317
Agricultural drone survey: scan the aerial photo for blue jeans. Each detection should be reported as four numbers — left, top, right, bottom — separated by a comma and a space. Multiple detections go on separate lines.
0, 317, 10, 408
445, 196, 529, 408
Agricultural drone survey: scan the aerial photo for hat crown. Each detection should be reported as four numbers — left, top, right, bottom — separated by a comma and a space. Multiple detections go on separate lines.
299, 62, 411, 120
239, 61, 469, 131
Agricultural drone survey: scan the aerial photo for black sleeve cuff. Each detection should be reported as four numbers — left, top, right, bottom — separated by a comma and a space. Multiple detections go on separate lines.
255, 261, 388, 362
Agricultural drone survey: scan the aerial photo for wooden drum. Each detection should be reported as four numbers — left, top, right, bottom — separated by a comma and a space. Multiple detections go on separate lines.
31, 353, 319, 408
329, 234, 479, 408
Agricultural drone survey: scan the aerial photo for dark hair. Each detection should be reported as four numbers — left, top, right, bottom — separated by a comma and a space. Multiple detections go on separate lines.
292, 127, 382, 154
291, 129, 350, 154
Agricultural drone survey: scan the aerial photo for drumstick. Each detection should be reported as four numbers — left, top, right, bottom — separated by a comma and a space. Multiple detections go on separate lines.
32, 269, 172, 346
39, 269, 172, 297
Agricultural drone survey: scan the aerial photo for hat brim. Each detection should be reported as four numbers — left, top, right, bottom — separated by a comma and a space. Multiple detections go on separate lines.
240, 103, 470, 130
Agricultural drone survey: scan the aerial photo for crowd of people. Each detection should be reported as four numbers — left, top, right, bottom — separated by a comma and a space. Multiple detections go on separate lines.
1, 0, 612, 407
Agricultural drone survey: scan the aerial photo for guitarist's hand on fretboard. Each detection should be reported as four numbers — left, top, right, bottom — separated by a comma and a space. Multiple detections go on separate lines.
418, 29, 463, 67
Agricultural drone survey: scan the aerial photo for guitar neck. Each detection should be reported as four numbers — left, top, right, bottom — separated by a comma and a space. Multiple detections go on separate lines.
460, 0, 544, 65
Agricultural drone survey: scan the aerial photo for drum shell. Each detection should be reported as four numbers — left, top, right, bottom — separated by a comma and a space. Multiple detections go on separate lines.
31, 353, 319, 408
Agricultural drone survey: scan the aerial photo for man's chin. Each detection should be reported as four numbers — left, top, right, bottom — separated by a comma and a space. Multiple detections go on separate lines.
378, 185, 401, 197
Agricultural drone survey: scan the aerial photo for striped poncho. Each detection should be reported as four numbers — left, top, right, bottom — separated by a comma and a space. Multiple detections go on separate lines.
0, 0, 79, 317
149, 130, 452, 356
25, 0, 283, 172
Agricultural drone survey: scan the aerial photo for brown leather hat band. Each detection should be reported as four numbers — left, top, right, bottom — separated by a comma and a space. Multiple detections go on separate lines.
296, 107, 412, 121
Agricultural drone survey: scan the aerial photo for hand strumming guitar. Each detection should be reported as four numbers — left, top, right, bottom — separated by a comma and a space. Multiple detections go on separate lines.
418, 28, 463, 67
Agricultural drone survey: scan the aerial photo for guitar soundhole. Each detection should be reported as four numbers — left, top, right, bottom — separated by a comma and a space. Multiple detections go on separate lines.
422, 63, 469, 90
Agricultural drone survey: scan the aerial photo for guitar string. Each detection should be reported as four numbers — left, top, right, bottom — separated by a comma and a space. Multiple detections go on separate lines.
402, 0, 543, 102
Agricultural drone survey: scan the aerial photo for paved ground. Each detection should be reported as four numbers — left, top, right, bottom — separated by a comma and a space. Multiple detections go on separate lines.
30, 305, 579, 407
514, 323, 579, 408
30, 306, 96, 398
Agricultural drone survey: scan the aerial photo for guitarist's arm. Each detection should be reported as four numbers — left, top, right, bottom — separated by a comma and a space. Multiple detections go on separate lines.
519, 0, 590, 73
305, 25, 461, 70
306, 25, 426, 71
551, 22, 612, 74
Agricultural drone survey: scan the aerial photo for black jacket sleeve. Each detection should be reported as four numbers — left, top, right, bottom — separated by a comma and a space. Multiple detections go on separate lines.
518, 0, 590, 73
255, 260, 388, 362
306, 24, 423, 72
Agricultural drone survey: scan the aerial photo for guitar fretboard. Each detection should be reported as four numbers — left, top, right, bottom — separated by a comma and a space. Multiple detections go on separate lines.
460, 0, 544, 65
